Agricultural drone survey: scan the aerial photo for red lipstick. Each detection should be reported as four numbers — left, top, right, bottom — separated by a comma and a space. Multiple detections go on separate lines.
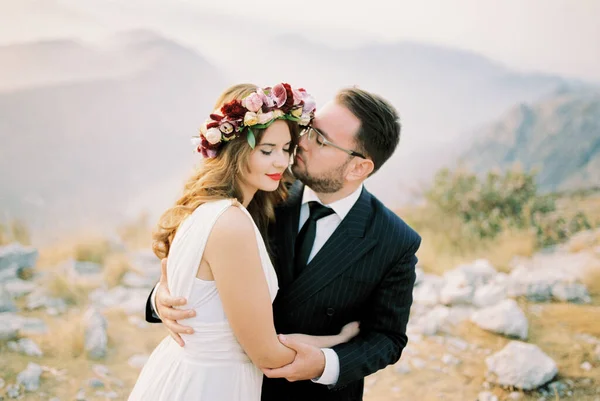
266, 173, 282, 181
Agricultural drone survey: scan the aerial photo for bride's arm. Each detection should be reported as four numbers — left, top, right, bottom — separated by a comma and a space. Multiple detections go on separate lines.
284, 322, 360, 348
205, 206, 296, 370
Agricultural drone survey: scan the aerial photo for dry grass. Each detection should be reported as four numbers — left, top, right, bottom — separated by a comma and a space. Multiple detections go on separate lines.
0, 219, 31, 246
567, 229, 600, 253
73, 237, 113, 265
582, 263, 600, 300
45, 272, 96, 306
36, 310, 86, 359
400, 206, 537, 275
103, 253, 133, 288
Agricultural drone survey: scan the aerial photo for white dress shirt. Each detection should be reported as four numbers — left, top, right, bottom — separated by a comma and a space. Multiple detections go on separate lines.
299, 184, 364, 386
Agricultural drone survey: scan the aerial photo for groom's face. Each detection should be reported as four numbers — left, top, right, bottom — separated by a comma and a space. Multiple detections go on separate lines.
292, 101, 361, 193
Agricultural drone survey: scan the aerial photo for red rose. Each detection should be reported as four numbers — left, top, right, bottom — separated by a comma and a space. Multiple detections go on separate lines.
282, 83, 295, 113
221, 100, 246, 120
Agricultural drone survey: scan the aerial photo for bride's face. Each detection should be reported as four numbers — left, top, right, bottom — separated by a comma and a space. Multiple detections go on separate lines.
241, 120, 292, 193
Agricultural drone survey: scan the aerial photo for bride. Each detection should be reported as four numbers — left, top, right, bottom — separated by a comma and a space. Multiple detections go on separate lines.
128, 83, 359, 401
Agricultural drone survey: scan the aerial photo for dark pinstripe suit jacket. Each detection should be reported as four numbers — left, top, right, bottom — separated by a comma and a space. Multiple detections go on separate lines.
261, 181, 420, 401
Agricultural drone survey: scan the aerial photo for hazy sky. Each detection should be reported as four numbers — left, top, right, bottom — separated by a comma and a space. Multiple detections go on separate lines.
1, 0, 599, 82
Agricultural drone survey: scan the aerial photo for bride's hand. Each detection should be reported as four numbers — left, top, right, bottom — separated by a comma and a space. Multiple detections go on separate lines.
339, 321, 360, 342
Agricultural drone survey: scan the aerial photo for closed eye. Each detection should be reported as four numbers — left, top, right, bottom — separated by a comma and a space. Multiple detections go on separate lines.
260, 150, 272, 156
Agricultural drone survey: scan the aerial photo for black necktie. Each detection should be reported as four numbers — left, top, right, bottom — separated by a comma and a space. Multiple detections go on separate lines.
294, 201, 335, 277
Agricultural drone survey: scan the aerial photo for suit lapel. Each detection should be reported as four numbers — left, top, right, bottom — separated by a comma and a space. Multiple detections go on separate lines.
273, 181, 303, 289
276, 187, 377, 309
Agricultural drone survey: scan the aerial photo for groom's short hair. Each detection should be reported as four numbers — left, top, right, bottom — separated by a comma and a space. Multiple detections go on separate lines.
336, 87, 401, 175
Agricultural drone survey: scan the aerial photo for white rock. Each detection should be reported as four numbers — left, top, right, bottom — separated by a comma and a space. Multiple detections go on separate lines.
442, 353, 462, 366
507, 392, 524, 400
471, 299, 528, 340
414, 267, 425, 286
473, 282, 507, 308
0, 313, 20, 340
3, 278, 37, 298
413, 274, 444, 305
581, 361, 592, 371
84, 308, 108, 359
0, 286, 17, 312
19, 317, 48, 335
413, 305, 450, 335
478, 391, 499, 401
63, 259, 103, 284
446, 336, 469, 351
128, 249, 161, 278
507, 267, 559, 301
92, 364, 110, 377
17, 338, 43, 357
485, 341, 558, 390
394, 361, 411, 375
128, 354, 149, 369
440, 270, 474, 305
0, 243, 39, 271
551, 282, 591, 303
122, 271, 155, 288
410, 357, 426, 369
6, 383, 20, 398
17, 362, 43, 391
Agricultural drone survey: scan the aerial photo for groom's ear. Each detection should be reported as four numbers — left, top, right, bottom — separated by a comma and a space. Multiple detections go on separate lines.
346, 158, 374, 182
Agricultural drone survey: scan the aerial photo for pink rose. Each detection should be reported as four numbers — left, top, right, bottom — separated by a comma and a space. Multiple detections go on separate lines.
243, 92, 263, 112
292, 89, 303, 106
258, 88, 275, 108
271, 83, 287, 108
302, 92, 316, 113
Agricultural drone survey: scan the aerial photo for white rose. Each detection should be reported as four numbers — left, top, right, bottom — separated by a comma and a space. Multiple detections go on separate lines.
205, 127, 222, 144
191, 137, 202, 152
272, 109, 284, 118
244, 111, 259, 126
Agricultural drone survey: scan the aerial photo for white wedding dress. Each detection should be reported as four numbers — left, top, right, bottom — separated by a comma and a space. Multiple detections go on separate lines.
129, 199, 279, 401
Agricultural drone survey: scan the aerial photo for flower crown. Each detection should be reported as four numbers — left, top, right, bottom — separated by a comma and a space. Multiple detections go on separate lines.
192, 83, 316, 158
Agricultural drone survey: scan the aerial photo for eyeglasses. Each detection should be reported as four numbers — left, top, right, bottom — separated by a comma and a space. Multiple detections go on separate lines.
299, 126, 367, 159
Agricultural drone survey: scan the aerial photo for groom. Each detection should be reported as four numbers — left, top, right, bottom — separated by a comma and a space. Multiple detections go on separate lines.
146, 87, 421, 401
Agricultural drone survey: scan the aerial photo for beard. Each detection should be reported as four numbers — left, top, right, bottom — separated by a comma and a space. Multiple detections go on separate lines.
291, 156, 351, 193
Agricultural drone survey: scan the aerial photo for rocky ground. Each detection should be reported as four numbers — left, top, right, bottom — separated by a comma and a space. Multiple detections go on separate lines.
1, 229, 600, 400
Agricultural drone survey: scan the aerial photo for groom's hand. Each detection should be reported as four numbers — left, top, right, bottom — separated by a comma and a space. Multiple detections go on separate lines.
261, 335, 325, 382
156, 258, 195, 347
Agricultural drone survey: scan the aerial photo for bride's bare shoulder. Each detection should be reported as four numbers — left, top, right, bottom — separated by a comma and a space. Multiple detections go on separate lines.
209, 202, 253, 241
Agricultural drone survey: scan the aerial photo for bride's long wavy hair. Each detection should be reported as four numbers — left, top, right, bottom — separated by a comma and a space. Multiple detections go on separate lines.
152, 84, 298, 259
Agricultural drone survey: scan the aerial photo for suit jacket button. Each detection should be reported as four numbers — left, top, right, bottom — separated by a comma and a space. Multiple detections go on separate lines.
326, 308, 335, 316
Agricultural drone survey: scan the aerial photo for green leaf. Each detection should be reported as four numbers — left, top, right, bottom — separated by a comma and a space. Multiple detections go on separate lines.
247, 128, 256, 149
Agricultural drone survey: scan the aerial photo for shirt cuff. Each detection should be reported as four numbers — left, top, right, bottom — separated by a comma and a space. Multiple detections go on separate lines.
311, 348, 339, 385
150, 282, 161, 319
